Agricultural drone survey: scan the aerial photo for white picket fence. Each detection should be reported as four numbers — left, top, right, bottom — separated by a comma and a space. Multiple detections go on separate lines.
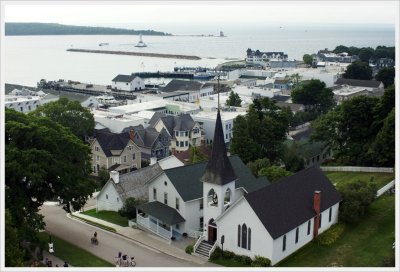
321, 166, 394, 173
376, 180, 395, 197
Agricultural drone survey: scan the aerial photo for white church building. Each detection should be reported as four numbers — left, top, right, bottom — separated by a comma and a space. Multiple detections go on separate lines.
132, 109, 341, 265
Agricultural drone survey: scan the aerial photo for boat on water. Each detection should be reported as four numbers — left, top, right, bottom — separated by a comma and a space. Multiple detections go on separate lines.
99, 43, 109, 46
135, 34, 147, 47
193, 72, 216, 80
97, 95, 124, 107
220, 31, 225, 37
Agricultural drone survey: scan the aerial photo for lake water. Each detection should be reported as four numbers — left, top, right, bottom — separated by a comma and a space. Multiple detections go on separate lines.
3, 25, 395, 87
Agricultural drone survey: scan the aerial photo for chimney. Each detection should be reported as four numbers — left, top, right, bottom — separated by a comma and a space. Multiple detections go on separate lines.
171, 147, 176, 155
313, 191, 321, 238
129, 129, 135, 141
110, 170, 119, 184
150, 157, 157, 166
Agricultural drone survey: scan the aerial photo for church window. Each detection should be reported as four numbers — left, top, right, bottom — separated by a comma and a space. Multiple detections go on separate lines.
237, 225, 241, 247
241, 224, 247, 249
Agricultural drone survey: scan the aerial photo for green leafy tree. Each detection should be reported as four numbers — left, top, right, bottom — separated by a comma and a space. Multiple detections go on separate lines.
5, 108, 96, 241
246, 158, 271, 177
302, 54, 313, 65
97, 166, 110, 187
290, 73, 302, 89
368, 109, 395, 167
189, 146, 208, 164
311, 94, 391, 166
282, 142, 305, 172
5, 209, 25, 267
358, 47, 375, 63
258, 166, 292, 182
231, 98, 291, 164
31, 97, 95, 140
118, 197, 142, 219
226, 91, 242, 107
291, 79, 334, 114
338, 179, 377, 223
375, 67, 395, 88
333, 45, 349, 54
343, 60, 372, 80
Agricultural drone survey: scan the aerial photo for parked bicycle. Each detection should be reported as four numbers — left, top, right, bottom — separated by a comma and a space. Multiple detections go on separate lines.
115, 255, 136, 267
90, 236, 98, 245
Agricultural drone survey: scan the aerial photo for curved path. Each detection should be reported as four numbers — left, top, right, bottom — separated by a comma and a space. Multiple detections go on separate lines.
39, 205, 210, 267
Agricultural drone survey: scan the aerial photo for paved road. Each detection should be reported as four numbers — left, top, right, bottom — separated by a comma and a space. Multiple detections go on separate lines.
40, 205, 202, 267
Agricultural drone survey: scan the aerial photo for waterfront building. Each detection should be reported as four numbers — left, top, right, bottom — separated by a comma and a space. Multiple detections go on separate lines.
112, 74, 145, 91
5, 89, 58, 113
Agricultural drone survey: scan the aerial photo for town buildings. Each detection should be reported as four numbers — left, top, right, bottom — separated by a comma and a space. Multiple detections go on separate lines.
112, 74, 145, 91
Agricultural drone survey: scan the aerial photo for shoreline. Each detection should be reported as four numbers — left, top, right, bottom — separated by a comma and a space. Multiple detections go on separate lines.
66, 48, 201, 60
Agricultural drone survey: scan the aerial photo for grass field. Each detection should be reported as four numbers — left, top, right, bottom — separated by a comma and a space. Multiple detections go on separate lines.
277, 194, 395, 267
325, 171, 394, 189
37, 232, 113, 267
82, 209, 128, 227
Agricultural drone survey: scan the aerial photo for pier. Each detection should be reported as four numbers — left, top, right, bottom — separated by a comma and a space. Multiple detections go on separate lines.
66, 48, 201, 60
38, 80, 138, 100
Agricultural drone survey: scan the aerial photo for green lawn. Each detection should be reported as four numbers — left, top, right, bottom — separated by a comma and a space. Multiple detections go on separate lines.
37, 232, 113, 267
82, 209, 128, 227
325, 171, 394, 189
277, 194, 395, 267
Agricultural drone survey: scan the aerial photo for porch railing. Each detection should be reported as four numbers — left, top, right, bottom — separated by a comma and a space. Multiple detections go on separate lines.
193, 234, 205, 254
137, 214, 171, 240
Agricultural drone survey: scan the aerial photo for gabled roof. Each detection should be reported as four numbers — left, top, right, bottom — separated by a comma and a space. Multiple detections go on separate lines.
162, 79, 203, 93
153, 114, 196, 137
335, 78, 383, 88
244, 165, 341, 239
136, 201, 185, 225
112, 74, 137, 83
113, 163, 164, 201
201, 110, 237, 185
163, 155, 270, 202
94, 129, 131, 157
122, 125, 162, 149
149, 112, 165, 127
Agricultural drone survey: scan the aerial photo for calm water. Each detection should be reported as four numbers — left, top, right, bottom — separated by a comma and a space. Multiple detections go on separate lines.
4, 26, 395, 87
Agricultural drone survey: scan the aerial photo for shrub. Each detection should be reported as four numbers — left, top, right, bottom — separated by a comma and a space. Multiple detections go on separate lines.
251, 255, 271, 267
185, 244, 193, 254
209, 247, 222, 260
222, 250, 235, 259
317, 223, 345, 246
242, 255, 252, 265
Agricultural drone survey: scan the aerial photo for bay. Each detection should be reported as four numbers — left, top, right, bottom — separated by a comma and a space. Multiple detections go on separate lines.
3, 25, 395, 87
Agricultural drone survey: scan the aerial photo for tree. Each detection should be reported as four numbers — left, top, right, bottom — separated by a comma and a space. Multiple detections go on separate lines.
282, 142, 305, 172
302, 54, 313, 65
333, 45, 349, 54
258, 166, 292, 182
31, 97, 95, 140
189, 146, 208, 164
375, 67, 395, 88
310, 92, 394, 167
118, 197, 140, 219
5, 209, 25, 267
246, 158, 271, 177
343, 61, 372, 80
291, 79, 334, 114
338, 179, 377, 223
97, 166, 110, 187
290, 73, 302, 89
231, 98, 291, 164
368, 109, 395, 167
5, 108, 96, 241
226, 91, 242, 107
358, 47, 375, 63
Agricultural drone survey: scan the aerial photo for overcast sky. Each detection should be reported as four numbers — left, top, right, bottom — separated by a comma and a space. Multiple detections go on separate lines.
3, 1, 398, 30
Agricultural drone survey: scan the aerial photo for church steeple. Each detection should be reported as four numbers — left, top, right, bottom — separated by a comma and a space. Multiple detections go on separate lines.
201, 76, 237, 185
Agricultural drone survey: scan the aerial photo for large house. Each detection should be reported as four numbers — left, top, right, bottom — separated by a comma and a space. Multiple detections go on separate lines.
246, 48, 288, 64
112, 74, 145, 92
162, 80, 214, 103
122, 125, 171, 161
135, 110, 341, 265
149, 113, 203, 152
90, 129, 142, 174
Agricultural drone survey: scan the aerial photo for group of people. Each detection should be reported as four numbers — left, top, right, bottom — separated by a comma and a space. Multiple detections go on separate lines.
115, 252, 135, 267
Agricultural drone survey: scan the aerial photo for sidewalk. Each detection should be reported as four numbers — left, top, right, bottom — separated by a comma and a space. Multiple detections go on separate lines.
70, 211, 209, 265
42, 250, 72, 267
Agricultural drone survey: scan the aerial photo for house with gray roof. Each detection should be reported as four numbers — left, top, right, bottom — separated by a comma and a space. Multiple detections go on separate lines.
96, 164, 164, 212
122, 125, 171, 161
150, 113, 203, 152
162, 80, 214, 102
112, 74, 145, 92
90, 129, 142, 175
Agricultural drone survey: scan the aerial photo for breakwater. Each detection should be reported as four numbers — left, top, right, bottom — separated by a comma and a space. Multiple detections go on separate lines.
66, 48, 201, 60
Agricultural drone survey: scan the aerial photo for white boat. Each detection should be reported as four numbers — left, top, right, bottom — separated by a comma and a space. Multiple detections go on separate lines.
135, 34, 147, 47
